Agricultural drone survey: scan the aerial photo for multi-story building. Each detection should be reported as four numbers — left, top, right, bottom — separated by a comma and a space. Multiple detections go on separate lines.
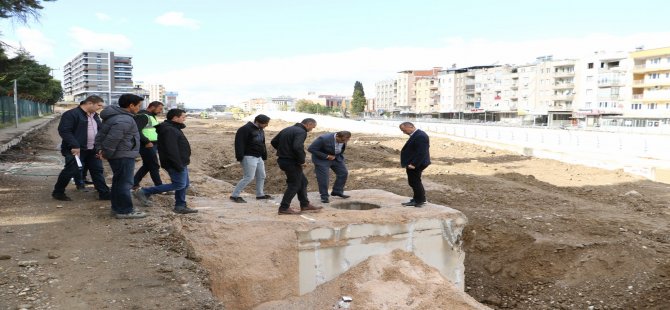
396, 67, 441, 113
414, 76, 439, 114
63, 51, 133, 104
630, 46, 670, 122
374, 79, 397, 114
164, 91, 178, 109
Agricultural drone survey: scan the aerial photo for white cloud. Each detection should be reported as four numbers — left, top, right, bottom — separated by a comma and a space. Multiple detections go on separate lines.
154, 12, 200, 30
140, 32, 670, 108
3, 27, 56, 61
95, 13, 111, 21
68, 27, 132, 52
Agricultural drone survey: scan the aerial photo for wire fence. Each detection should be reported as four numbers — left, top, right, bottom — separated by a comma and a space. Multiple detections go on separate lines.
0, 96, 54, 126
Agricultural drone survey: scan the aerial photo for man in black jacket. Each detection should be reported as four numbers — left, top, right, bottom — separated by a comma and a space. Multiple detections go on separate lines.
134, 109, 198, 214
270, 118, 322, 215
133, 101, 164, 189
399, 122, 431, 207
52, 96, 110, 201
230, 114, 271, 203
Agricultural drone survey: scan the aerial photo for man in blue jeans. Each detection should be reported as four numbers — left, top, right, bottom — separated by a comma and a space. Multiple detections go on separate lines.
134, 109, 197, 214
229, 114, 271, 203
95, 94, 146, 219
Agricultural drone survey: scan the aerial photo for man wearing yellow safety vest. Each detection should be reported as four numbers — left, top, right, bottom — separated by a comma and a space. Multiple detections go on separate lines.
133, 101, 164, 189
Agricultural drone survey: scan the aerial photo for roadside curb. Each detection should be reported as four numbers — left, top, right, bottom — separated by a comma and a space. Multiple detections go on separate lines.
0, 116, 59, 154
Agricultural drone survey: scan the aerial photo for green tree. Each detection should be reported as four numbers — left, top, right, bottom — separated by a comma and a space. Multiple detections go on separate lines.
296, 99, 314, 113
0, 47, 62, 104
351, 81, 366, 114
0, 0, 55, 23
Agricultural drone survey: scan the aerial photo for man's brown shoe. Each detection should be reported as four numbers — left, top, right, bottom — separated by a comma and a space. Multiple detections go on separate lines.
278, 208, 301, 215
301, 204, 323, 213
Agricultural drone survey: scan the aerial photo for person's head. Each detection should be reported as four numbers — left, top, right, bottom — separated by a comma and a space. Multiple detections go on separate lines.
301, 118, 317, 132
335, 131, 351, 143
118, 94, 144, 114
146, 101, 164, 114
399, 122, 416, 135
166, 108, 187, 124
254, 114, 271, 129
79, 95, 104, 113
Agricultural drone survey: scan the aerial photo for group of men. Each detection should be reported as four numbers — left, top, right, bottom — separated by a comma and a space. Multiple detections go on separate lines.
52, 94, 197, 219
54, 96, 431, 218
230, 116, 431, 215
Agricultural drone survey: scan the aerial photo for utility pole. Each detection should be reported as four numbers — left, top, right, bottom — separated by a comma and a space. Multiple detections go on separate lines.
13, 79, 19, 128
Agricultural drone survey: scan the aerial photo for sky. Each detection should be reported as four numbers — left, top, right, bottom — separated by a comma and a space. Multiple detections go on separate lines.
1, 0, 670, 108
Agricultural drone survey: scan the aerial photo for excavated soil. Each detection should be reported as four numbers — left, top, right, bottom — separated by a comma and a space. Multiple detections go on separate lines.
1, 117, 670, 309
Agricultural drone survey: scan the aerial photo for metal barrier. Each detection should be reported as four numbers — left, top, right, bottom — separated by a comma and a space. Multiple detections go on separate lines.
0, 96, 54, 126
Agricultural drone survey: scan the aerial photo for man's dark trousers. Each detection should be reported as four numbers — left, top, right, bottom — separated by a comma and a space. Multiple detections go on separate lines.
277, 159, 309, 210
133, 144, 162, 187
53, 149, 109, 196
314, 160, 347, 199
108, 158, 135, 214
406, 166, 427, 203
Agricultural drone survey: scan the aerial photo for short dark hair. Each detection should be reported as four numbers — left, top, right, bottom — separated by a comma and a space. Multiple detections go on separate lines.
336, 131, 351, 138
399, 122, 415, 128
254, 114, 270, 124
118, 94, 144, 108
80, 95, 104, 105
166, 108, 185, 121
147, 101, 164, 109
301, 118, 316, 126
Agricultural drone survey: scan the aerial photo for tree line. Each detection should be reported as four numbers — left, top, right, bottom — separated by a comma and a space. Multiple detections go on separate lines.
0, 0, 62, 104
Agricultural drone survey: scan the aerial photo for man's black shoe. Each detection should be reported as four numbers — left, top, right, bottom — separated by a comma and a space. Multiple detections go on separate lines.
404, 201, 425, 207
229, 196, 247, 203
320, 198, 330, 203
256, 194, 273, 200
99, 192, 111, 200
52, 193, 72, 201
174, 207, 198, 214
76, 184, 90, 192
401, 199, 415, 206
331, 193, 350, 199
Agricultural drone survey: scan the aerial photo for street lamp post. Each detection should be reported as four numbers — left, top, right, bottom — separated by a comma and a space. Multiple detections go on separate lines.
13, 79, 19, 128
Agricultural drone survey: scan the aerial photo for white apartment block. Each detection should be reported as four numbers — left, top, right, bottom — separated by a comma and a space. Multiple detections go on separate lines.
62, 51, 133, 105
374, 79, 397, 113
630, 46, 670, 121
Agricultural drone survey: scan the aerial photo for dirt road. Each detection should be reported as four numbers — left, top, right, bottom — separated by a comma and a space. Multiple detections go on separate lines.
1, 117, 669, 309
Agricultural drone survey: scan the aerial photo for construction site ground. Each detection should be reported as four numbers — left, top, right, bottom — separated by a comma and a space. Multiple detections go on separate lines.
1, 117, 669, 309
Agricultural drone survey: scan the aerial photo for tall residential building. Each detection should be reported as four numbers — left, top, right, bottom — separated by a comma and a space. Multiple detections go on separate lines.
62, 51, 133, 104
396, 67, 441, 113
164, 91, 178, 109
374, 79, 397, 113
414, 76, 439, 113
630, 46, 670, 120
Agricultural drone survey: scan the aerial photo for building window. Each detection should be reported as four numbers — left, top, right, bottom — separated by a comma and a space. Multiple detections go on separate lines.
586, 76, 593, 82
631, 103, 642, 110
649, 103, 657, 109
588, 63, 594, 69
651, 58, 661, 64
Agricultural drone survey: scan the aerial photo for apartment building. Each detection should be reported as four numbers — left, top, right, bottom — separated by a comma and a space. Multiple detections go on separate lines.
374, 79, 397, 113
396, 67, 441, 113
414, 76, 439, 113
630, 46, 670, 121
164, 91, 178, 109
63, 51, 133, 104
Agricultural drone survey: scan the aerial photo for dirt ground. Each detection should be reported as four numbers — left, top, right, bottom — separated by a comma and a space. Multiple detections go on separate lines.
2, 116, 670, 309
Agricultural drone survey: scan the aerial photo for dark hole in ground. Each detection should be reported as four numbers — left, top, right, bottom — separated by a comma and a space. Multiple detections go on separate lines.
331, 202, 381, 210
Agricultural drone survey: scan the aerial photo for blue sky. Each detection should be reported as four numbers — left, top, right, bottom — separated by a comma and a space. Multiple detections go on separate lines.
1, 0, 669, 108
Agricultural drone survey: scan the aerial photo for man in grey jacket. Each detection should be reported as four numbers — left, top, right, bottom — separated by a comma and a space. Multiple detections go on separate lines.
95, 94, 145, 219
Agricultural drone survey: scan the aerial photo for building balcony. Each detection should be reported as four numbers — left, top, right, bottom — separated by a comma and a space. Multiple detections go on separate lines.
632, 79, 670, 88
554, 71, 575, 78
553, 83, 575, 89
552, 94, 574, 101
510, 83, 518, 89
597, 95, 623, 101
633, 64, 670, 73
598, 80, 623, 87
632, 93, 670, 101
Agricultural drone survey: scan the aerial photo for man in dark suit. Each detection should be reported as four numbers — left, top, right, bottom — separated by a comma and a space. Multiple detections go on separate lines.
308, 131, 351, 203
399, 122, 430, 207
52, 95, 110, 201
270, 118, 323, 215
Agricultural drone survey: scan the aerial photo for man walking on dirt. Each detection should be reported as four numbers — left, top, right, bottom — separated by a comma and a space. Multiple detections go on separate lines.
230, 114, 272, 203
270, 118, 322, 215
52, 96, 111, 201
133, 101, 164, 190
134, 109, 198, 214
307, 131, 351, 203
399, 122, 430, 207
95, 94, 146, 219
